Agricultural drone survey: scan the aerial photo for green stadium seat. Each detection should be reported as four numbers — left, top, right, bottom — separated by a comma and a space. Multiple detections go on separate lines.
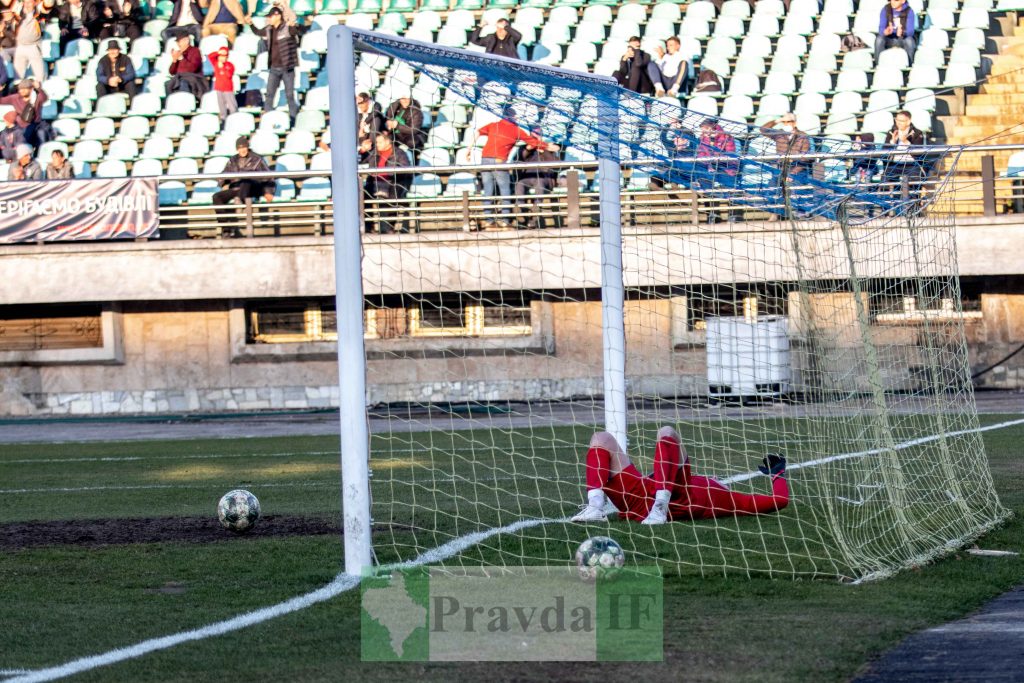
763, 72, 796, 95
165, 92, 198, 115
757, 93, 791, 119
141, 134, 175, 159
443, 172, 477, 196
152, 114, 185, 139
54, 57, 83, 81
794, 91, 827, 115
904, 87, 936, 112
872, 67, 905, 91
297, 177, 332, 201
224, 111, 256, 137
118, 116, 151, 141
128, 93, 163, 117
727, 71, 760, 96
234, 32, 263, 57
143, 19, 168, 38
131, 36, 162, 61
835, 69, 868, 93
132, 158, 164, 176
158, 181, 188, 205
782, 11, 813, 35
249, 130, 280, 156
274, 179, 296, 201
861, 110, 894, 136
275, 153, 307, 172
203, 156, 230, 174
943, 63, 977, 87
65, 39, 95, 62
540, 22, 572, 44
295, 110, 326, 132
60, 95, 93, 119
685, 94, 719, 116
310, 151, 332, 170
721, 94, 753, 121
95, 94, 129, 118
106, 138, 139, 161
950, 44, 982, 67
51, 119, 81, 142
408, 173, 443, 198
189, 180, 220, 205
421, 0, 451, 10
166, 157, 199, 176
353, 0, 384, 12
292, 0, 317, 14
66, 139, 99, 165
303, 87, 331, 111
96, 159, 128, 177
212, 132, 239, 156
177, 135, 212, 158
283, 130, 317, 154
387, 0, 417, 10
907, 65, 940, 88
82, 116, 116, 141
41, 77, 70, 102
154, 0, 174, 17
523, 0, 554, 7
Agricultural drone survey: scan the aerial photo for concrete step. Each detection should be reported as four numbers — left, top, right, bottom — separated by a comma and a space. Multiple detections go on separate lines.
980, 82, 1024, 93
963, 93, 1024, 105
989, 55, 1024, 76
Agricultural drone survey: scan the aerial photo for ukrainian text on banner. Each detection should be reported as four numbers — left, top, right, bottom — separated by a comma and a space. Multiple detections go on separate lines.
0, 178, 158, 242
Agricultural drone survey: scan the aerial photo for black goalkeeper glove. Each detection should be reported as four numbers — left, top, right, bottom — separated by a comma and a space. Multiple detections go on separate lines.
758, 453, 787, 477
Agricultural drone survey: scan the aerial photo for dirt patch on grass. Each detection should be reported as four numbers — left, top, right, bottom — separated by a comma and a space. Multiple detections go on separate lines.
0, 515, 344, 550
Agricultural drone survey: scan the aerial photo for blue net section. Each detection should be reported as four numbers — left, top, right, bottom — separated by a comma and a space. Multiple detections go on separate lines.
351, 29, 957, 224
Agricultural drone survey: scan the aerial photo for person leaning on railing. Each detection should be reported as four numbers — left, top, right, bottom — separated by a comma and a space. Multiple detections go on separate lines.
212, 135, 275, 237
359, 131, 411, 235
512, 127, 560, 230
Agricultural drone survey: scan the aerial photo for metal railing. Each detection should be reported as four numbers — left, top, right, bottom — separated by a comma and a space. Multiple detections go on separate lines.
139, 143, 1024, 238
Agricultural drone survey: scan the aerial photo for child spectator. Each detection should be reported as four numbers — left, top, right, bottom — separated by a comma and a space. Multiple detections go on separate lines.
208, 46, 237, 121
0, 110, 25, 161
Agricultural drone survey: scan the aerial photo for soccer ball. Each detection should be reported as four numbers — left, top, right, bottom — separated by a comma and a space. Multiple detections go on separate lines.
575, 535, 625, 581
217, 489, 261, 533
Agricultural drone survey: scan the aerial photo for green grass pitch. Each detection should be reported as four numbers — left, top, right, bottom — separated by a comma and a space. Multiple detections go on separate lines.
1, 415, 1023, 682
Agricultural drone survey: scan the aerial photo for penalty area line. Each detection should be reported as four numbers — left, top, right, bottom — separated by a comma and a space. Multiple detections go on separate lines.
4, 516, 563, 683
9, 416, 1024, 682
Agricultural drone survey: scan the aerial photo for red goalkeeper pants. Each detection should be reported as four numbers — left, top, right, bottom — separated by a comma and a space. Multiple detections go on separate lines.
584, 436, 790, 522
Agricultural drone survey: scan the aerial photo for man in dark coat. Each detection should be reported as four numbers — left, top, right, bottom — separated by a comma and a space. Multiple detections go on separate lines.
360, 132, 411, 234
468, 18, 521, 59
95, 40, 137, 100
613, 36, 654, 96
213, 136, 276, 235
513, 128, 559, 229
384, 93, 427, 152
249, 2, 302, 122
166, 33, 208, 98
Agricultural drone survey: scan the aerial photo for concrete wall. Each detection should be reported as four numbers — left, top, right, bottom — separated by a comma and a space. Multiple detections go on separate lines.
2, 217, 1024, 415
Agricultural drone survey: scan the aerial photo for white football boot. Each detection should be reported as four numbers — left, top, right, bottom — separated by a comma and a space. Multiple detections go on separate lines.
641, 499, 669, 526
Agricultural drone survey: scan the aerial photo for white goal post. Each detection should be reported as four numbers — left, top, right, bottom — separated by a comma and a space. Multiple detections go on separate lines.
327, 25, 627, 576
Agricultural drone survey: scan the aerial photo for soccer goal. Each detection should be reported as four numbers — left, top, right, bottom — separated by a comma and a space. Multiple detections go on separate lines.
326, 26, 1009, 582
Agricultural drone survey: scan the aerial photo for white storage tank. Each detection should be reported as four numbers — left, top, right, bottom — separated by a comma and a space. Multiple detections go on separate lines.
706, 316, 791, 401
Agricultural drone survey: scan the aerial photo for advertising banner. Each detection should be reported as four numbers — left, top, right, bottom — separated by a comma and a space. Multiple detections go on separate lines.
0, 178, 159, 242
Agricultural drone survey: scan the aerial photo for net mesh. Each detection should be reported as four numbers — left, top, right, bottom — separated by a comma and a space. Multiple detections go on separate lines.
343, 28, 1008, 581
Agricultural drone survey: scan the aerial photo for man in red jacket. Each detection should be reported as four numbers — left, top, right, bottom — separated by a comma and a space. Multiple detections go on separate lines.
167, 33, 207, 97
470, 108, 558, 230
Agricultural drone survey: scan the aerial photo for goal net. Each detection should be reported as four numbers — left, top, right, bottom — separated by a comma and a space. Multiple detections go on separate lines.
327, 27, 1008, 582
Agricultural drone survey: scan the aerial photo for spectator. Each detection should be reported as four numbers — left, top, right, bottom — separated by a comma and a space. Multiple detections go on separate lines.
96, 40, 137, 100
166, 33, 208, 98
360, 131, 411, 234
56, 0, 92, 52
850, 133, 878, 182
760, 113, 812, 217
0, 110, 25, 161
513, 127, 559, 230
250, 3, 301, 123
13, 0, 45, 83
613, 36, 654, 96
883, 109, 925, 184
162, 0, 203, 45
470, 108, 549, 230
202, 0, 247, 45
37, 0, 57, 23
355, 92, 385, 150
100, 0, 144, 41
45, 148, 73, 179
0, 78, 48, 146
208, 46, 237, 121
695, 117, 739, 221
874, 0, 916, 63
7, 142, 42, 180
648, 37, 689, 98
0, 46, 7, 94
468, 17, 521, 59
652, 117, 694, 189
759, 112, 811, 176
384, 90, 427, 152
693, 67, 723, 93
213, 136, 275, 235
0, 6, 17, 70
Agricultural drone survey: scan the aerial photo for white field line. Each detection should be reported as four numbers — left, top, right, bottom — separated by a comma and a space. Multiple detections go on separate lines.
2, 516, 561, 683
5, 416, 1024, 682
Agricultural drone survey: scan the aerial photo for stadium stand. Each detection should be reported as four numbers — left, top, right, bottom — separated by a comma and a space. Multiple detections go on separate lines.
0, 0, 1014, 210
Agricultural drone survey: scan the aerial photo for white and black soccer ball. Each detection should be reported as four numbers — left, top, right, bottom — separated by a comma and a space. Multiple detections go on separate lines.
575, 535, 626, 581
217, 489, 261, 533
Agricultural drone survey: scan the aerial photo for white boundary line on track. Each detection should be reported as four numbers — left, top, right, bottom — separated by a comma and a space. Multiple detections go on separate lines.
5, 416, 1024, 682
2, 517, 559, 683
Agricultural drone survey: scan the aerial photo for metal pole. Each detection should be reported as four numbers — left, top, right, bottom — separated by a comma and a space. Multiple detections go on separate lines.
327, 25, 372, 577
598, 105, 627, 450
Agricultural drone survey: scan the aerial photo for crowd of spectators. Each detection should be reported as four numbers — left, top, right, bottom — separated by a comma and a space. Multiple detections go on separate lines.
0, 0, 934, 220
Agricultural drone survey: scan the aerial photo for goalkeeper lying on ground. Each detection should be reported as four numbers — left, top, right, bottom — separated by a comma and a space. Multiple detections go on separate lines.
571, 426, 790, 525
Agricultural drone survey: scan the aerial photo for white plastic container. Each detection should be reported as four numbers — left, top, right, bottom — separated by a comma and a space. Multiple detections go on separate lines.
706, 316, 791, 400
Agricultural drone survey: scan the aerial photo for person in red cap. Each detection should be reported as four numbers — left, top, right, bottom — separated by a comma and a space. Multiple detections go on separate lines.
208, 45, 236, 121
